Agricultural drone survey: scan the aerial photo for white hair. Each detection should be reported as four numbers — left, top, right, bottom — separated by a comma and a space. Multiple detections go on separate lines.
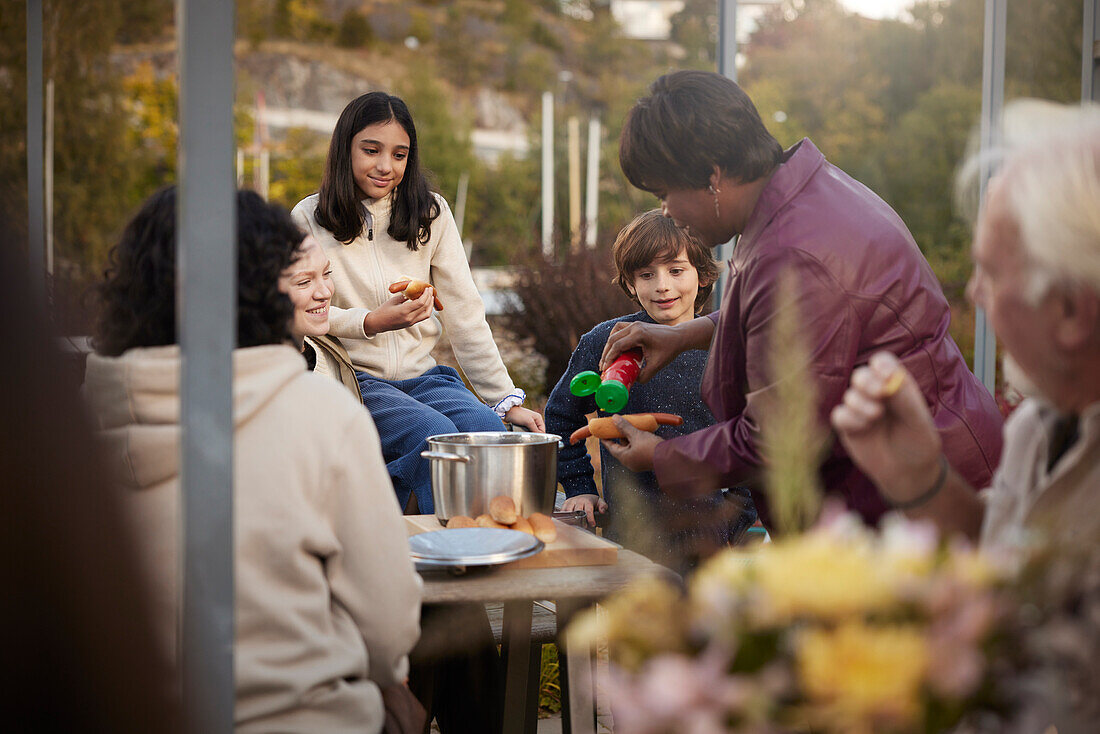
956, 100, 1100, 304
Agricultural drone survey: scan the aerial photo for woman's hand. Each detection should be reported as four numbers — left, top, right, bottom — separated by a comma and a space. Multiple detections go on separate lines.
561, 494, 609, 528
363, 288, 436, 336
600, 317, 715, 384
504, 405, 545, 433
830, 351, 944, 504
600, 415, 662, 472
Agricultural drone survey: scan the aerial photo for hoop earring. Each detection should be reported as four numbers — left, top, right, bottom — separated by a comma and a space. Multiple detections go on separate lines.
708, 184, 721, 219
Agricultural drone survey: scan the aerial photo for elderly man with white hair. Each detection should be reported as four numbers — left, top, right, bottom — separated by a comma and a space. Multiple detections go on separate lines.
831, 100, 1100, 556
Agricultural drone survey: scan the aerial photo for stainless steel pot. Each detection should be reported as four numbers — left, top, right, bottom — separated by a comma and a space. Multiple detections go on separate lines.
421, 432, 562, 525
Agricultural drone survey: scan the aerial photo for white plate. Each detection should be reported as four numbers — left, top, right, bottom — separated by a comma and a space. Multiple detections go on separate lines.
409, 527, 544, 568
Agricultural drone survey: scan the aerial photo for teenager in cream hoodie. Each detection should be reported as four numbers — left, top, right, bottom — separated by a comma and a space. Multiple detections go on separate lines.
293, 92, 544, 514
84, 187, 421, 733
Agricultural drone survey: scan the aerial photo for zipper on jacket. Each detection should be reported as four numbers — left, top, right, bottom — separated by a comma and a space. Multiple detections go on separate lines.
365, 223, 400, 379
363, 205, 375, 241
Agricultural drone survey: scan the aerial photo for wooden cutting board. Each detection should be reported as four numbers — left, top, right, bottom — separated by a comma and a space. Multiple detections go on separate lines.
405, 514, 618, 569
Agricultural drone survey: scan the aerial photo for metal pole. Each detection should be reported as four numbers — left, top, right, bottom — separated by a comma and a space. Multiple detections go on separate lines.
45, 78, 54, 276
259, 148, 270, 200
455, 170, 471, 259
974, 0, 1006, 394
454, 170, 470, 238
718, 0, 738, 83
27, 0, 45, 307
568, 116, 581, 251
541, 91, 554, 256
1086, 0, 1099, 103
177, 0, 236, 731
584, 117, 600, 248
714, 0, 739, 310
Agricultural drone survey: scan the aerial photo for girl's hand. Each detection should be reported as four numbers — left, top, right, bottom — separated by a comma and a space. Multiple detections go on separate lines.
504, 406, 545, 433
363, 288, 435, 335
561, 494, 609, 528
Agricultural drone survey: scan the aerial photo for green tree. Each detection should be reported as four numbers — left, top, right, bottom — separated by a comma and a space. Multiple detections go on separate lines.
669, 0, 718, 68
395, 61, 476, 209
269, 128, 327, 210
336, 9, 373, 49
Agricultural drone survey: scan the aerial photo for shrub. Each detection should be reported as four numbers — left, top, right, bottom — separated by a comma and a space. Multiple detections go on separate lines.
503, 246, 636, 394
336, 9, 372, 49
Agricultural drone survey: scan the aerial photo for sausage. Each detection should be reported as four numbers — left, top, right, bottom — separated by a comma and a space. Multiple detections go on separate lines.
446, 515, 478, 529
527, 513, 557, 543
568, 412, 684, 445
389, 277, 444, 311
489, 496, 519, 525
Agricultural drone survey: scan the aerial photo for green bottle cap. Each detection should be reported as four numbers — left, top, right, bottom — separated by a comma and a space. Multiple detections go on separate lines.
569, 370, 601, 396
595, 379, 629, 413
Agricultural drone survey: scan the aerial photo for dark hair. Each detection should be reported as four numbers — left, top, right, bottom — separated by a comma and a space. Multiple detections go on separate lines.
94, 187, 305, 356
314, 92, 440, 250
619, 70, 784, 194
612, 209, 720, 313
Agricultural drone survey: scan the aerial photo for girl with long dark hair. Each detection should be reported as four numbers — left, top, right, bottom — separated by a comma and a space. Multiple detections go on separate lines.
293, 92, 543, 513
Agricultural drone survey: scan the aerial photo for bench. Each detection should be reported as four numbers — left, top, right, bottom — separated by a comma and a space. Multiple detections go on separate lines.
486, 600, 558, 645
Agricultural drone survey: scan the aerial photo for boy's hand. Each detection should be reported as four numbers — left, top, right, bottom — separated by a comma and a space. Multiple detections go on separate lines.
600, 415, 662, 472
504, 405, 545, 432
561, 494, 608, 528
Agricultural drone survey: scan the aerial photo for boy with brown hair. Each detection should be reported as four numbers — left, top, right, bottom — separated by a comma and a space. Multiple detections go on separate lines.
545, 210, 756, 569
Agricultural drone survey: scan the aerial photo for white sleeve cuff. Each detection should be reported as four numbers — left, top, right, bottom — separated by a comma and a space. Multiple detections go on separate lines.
493, 389, 526, 418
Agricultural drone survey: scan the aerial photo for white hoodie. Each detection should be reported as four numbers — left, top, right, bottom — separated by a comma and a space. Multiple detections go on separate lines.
83, 344, 422, 733
292, 192, 518, 404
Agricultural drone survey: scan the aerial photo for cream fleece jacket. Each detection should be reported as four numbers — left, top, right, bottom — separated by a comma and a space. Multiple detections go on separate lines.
292, 192, 518, 405
83, 344, 422, 733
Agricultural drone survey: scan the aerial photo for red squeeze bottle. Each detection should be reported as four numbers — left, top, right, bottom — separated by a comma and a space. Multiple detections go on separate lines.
568, 348, 645, 412
594, 348, 643, 413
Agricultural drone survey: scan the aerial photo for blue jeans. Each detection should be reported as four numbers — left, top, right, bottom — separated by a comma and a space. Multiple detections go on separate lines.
357, 365, 505, 513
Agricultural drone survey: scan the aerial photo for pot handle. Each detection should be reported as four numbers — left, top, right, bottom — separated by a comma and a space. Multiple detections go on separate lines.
420, 451, 471, 464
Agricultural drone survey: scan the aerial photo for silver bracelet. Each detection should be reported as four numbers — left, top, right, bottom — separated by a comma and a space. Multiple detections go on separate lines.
888, 455, 949, 511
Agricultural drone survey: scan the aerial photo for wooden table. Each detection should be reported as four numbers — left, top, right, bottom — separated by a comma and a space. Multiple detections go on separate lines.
417, 547, 677, 734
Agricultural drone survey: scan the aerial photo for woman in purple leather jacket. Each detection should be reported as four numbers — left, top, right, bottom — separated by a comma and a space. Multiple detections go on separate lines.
600, 70, 1003, 528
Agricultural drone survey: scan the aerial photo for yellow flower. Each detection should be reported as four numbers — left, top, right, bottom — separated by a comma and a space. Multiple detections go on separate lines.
797, 621, 929, 732
748, 533, 900, 624
568, 576, 687, 671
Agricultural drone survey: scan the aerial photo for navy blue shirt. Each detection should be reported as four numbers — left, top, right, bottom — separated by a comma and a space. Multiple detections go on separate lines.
545, 311, 755, 565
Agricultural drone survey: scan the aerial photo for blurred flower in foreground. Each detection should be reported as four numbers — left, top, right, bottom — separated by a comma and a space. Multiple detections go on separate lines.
570, 511, 1021, 734
797, 621, 928, 731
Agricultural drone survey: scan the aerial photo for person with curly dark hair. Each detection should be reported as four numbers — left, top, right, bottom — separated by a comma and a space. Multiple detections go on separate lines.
94, 187, 300, 355
292, 91, 543, 514
84, 186, 423, 733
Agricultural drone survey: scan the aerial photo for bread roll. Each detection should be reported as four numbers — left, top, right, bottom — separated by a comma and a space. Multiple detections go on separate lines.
388, 276, 444, 310
511, 516, 535, 535
476, 514, 509, 529
489, 495, 519, 525
403, 279, 429, 299
881, 370, 905, 397
527, 513, 557, 543
446, 515, 477, 529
